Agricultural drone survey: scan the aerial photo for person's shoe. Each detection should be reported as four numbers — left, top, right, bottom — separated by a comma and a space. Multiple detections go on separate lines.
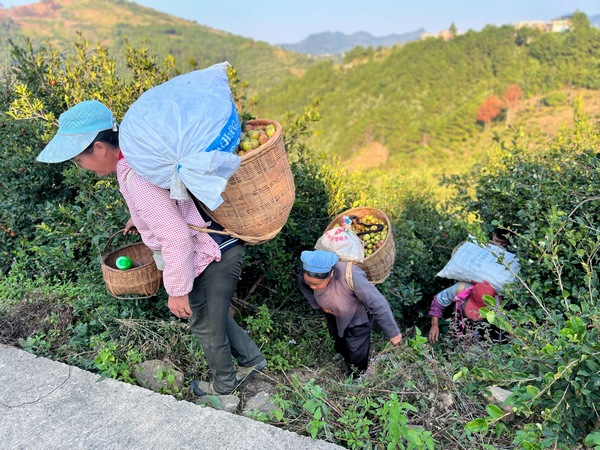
192, 380, 231, 396
236, 359, 267, 383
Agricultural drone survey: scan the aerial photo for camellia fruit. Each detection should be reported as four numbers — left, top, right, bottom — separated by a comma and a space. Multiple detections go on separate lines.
265, 124, 276, 137
242, 140, 253, 151
247, 129, 261, 140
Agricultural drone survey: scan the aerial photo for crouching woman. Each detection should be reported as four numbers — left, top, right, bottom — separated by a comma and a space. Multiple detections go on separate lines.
298, 250, 402, 376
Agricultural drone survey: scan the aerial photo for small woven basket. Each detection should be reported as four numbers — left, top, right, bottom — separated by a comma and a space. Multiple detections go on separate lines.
203, 119, 295, 245
325, 207, 396, 284
101, 230, 162, 299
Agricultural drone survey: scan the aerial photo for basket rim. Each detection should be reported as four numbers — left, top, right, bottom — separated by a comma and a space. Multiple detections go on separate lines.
101, 241, 154, 265
326, 207, 393, 263
240, 119, 282, 163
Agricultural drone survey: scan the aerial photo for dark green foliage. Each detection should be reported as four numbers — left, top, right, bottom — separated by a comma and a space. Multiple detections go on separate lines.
542, 91, 566, 106
381, 196, 466, 329
449, 116, 600, 313
447, 115, 600, 447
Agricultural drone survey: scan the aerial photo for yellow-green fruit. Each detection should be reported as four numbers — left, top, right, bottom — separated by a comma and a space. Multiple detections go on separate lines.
242, 140, 252, 151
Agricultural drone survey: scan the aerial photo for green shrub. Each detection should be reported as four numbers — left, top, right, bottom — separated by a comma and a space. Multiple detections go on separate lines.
447, 115, 600, 448
542, 92, 566, 107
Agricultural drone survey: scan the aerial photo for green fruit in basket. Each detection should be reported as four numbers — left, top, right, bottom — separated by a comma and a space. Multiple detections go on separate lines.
115, 255, 133, 270
250, 138, 260, 150
242, 139, 253, 151
265, 124, 276, 137
248, 129, 261, 140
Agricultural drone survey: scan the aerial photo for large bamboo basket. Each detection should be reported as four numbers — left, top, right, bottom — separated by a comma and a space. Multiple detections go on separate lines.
101, 230, 162, 299
203, 119, 295, 245
325, 207, 395, 284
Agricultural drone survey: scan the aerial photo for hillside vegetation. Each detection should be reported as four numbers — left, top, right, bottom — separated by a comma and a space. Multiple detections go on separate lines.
0, 8, 599, 450
257, 13, 600, 184
0, 0, 318, 92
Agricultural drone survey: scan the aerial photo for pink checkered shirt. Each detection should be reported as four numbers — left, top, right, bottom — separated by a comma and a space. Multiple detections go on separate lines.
116, 157, 221, 296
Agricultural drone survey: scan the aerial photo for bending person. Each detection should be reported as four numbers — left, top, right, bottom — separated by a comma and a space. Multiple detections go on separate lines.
298, 249, 402, 376
428, 227, 510, 343
36, 100, 266, 396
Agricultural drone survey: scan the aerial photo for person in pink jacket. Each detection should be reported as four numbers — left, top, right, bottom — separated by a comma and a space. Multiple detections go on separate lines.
36, 100, 266, 396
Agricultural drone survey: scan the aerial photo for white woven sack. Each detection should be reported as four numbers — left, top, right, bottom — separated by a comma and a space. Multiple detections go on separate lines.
436, 241, 520, 292
120, 62, 241, 210
315, 227, 365, 263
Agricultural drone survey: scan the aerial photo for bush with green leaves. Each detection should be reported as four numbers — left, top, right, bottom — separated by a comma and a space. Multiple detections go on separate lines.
542, 91, 566, 107
447, 113, 600, 448
1, 36, 176, 280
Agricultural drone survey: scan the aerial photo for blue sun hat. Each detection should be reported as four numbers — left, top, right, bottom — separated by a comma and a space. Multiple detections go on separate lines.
301, 250, 339, 273
36, 100, 118, 163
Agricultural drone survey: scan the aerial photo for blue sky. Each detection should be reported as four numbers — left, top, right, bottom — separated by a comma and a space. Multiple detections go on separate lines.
4, 0, 599, 45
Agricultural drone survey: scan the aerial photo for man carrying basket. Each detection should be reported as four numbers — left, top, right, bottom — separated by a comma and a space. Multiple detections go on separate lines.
36, 99, 266, 396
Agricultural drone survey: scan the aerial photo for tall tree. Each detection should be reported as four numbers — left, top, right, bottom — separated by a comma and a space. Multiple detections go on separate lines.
476, 95, 503, 130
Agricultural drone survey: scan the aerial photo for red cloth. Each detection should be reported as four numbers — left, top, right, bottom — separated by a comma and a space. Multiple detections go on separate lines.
464, 281, 496, 320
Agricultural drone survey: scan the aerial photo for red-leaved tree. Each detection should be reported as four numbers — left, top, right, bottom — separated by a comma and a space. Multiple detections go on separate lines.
476, 95, 503, 130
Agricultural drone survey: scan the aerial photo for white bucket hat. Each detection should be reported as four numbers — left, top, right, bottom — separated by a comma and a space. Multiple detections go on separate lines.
37, 100, 118, 163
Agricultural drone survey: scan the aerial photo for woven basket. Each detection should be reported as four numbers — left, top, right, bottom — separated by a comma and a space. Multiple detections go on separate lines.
203, 119, 295, 245
325, 207, 396, 284
101, 230, 162, 299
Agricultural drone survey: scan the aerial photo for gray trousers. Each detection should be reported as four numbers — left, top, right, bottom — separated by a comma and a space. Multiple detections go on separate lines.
188, 244, 264, 393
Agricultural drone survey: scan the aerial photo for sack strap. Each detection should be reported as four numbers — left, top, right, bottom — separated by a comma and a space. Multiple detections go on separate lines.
345, 262, 355, 292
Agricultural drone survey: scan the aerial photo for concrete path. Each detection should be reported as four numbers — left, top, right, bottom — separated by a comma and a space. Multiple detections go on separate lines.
0, 344, 343, 450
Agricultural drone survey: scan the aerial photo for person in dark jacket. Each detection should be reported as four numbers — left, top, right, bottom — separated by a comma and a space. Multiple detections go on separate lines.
298, 250, 402, 376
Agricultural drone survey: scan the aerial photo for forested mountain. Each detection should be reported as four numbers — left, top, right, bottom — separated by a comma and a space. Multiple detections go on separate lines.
0, 0, 318, 92
3, 2, 599, 189
257, 13, 600, 180
279, 29, 424, 55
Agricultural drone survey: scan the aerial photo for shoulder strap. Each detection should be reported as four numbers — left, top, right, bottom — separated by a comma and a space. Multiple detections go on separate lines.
125, 167, 135, 189
345, 262, 355, 292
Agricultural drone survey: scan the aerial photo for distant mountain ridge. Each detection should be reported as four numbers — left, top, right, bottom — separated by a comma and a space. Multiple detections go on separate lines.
0, 0, 316, 93
279, 29, 424, 55
591, 13, 600, 27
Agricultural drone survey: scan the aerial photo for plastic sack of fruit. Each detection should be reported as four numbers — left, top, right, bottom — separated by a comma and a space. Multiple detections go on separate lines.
315, 226, 365, 263
119, 62, 242, 211
436, 240, 520, 292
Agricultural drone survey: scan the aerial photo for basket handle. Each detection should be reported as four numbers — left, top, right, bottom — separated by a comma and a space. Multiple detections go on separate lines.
187, 224, 229, 235
102, 229, 134, 258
